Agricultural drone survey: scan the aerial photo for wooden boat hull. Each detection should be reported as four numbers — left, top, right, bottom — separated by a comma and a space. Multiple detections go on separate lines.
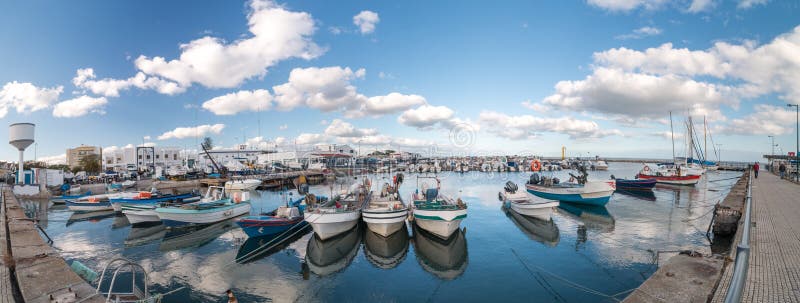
362, 208, 408, 237
525, 181, 615, 206
636, 173, 700, 185
615, 179, 657, 190
412, 208, 466, 240
508, 200, 559, 220
304, 210, 361, 240
156, 202, 251, 227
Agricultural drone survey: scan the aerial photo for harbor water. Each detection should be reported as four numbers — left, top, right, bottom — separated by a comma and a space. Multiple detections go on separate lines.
21, 163, 741, 302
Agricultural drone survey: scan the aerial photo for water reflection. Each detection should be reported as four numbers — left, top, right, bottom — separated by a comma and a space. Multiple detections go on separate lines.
363, 224, 409, 269
412, 223, 468, 280
235, 225, 312, 264
305, 224, 362, 276
67, 210, 115, 226
159, 218, 239, 252
557, 203, 615, 233
125, 223, 166, 247
112, 215, 131, 229
614, 189, 656, 202
504, 207, 560, 247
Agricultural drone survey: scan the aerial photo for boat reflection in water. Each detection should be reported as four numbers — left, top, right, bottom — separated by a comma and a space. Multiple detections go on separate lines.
66, 210, 115, 227
305, 224, 362, 276
236, 224, 312, 264
364, 223, 409, 269
112, 215, 131, 229
159, 217, 240, 252
557, 203, 615, 233
503, 207, 560, 247
614, 189, 657, 202
125, 223, 166, 247
412, 223, 468, 280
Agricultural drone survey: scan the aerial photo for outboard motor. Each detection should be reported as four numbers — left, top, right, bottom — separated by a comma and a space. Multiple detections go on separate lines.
298, 183, 309, 195
529, 173, 541, 185
504, 181, 518, 193
553, 177, 560, 184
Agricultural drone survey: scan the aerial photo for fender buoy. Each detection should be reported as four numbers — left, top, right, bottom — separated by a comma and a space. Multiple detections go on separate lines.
531, 160, 542, 172
643, 166, 651, 173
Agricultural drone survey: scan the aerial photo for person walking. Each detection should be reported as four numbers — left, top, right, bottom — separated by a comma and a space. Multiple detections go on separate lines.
753, 162, 760, 178
779, 162, 787, 179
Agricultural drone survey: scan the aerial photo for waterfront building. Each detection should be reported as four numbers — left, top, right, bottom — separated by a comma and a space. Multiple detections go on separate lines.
66, 145, 102, 169
103, 145, 183, 172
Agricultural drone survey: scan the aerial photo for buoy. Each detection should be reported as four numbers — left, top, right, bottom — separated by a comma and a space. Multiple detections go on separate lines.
530, 160, 542, 172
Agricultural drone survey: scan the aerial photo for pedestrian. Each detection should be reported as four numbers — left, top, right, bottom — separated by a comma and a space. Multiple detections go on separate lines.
753, 162, 760, 178
779, 162, 787, 179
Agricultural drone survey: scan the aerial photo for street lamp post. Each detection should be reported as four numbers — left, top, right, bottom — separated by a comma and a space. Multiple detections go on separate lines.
788, 104, 799, 182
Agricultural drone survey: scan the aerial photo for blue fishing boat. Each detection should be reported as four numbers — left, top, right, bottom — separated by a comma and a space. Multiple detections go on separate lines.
614, 178, 656, 190
236, 195, 309, 238
155, 186, 251, 228
110, 192, 197, 212
235, 224, 312, 264
525, 171, 615, 206
51, 191, 93, 204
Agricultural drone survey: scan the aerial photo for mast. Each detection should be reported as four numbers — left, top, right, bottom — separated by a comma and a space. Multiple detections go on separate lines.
704, 116, 708, 164
687, 114, 693, 165
670, 111, 676, 163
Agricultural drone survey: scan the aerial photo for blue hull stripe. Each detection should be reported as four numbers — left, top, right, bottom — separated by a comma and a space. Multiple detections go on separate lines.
526, 190, 610, 206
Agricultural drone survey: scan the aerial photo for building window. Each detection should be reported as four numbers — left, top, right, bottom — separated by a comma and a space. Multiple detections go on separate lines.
138, 155, 142, 160
156, 155, 160, 159
146, 155, 151, 160
174, 154, 178, 160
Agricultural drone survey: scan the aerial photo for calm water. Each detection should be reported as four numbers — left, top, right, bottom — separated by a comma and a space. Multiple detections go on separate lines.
22, 163, 741, 302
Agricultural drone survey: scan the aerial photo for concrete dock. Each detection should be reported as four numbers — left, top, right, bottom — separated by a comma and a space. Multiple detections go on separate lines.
712, 172, 800, 302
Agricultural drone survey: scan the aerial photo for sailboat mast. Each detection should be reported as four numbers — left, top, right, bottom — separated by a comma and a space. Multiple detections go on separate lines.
704, 116, 708, 163
670, 111, 676, 163
687, 115, 693, 165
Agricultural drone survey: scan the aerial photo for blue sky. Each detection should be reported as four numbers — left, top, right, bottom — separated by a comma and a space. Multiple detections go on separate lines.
1, 0, 799, 163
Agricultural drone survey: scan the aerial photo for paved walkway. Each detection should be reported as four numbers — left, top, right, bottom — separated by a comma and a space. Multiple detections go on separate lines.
713, 172, 800, 302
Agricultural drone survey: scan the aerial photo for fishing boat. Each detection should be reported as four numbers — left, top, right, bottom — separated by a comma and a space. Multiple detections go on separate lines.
66, 197, 115, 212
593, 160, 609, 171
410, 175, 467, 240
614, 177, 656, 190
304, 179, 371, 240
51, 191, 93, 204
155, 186, 251, 227
412, 223, 468, 280
636, 164, 701, 186
499, 181, 558, 220
121, 204, 163, 225
235, 225, 312, 264
362, 174, 408, 237
305, 224, 362, 276
364, 223, 409, 269
236, 193, 309, 238
225, 178, 262, 191
111, 191, 197, 212
525, 168, 615, 206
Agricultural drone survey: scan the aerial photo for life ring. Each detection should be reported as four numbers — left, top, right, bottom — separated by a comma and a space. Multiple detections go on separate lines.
531, 160, 542, 172
642, 166, 651, 173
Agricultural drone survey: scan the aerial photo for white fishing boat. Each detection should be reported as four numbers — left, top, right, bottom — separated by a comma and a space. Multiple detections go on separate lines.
411, 175, 467, 240
155, 186, 251, 227
499, 181, 559, 220
122, 204, 161, 225
304, 179, 371, 240
224, 178, 262, 191
362, 174, 408, 237
593, 160, 609, 171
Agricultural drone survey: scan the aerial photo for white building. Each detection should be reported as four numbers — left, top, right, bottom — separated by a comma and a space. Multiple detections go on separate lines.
103, 146, 184, 172
197, 144, 276, 172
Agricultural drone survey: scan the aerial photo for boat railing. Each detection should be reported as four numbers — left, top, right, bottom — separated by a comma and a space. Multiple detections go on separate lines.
723, 168, 753, 303
95, 257, 149, 302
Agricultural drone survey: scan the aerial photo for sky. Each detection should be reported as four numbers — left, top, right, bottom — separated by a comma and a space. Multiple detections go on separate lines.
1, 0, 799, 163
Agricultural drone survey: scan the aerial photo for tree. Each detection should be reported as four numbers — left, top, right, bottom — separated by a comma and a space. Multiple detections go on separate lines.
79, 154, 102, 174
202, 137, 213, 150
47, 164, 71, 171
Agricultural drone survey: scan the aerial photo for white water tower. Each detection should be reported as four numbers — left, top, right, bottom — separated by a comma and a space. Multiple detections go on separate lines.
9, 123, 35, 184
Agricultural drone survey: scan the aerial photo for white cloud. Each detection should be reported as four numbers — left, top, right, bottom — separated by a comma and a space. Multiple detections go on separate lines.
279, 124, 288, 130
353, 11, 380, 34
542, 67, 731, 120
0, 81, 63, 118
738, 0, 768, 9
650, 131, 685, 140
202, 89, 272, 115
479, 111, 623, 139
688, 0, 715, 12
586, 0, 667, 12
39, 154, 66, 165
273, 66, 366, 113
52, 95, 108, 118
143, 136, 151, 140
521, 100, 550, 112
592, 26, 800, 104
295, 133, 327, 145
81, 0, 322, 96
364, 93, 426, 116
324, 119, 378, 137
721, 104, 796, 135
72, 68, 184, 97
397, 105, 455, 128
157, 124, 225, 140
615, 26, 663, 40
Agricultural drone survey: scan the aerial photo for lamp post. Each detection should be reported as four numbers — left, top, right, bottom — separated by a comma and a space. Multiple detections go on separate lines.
768, 135, 775, 172
788, 104, 799, 182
